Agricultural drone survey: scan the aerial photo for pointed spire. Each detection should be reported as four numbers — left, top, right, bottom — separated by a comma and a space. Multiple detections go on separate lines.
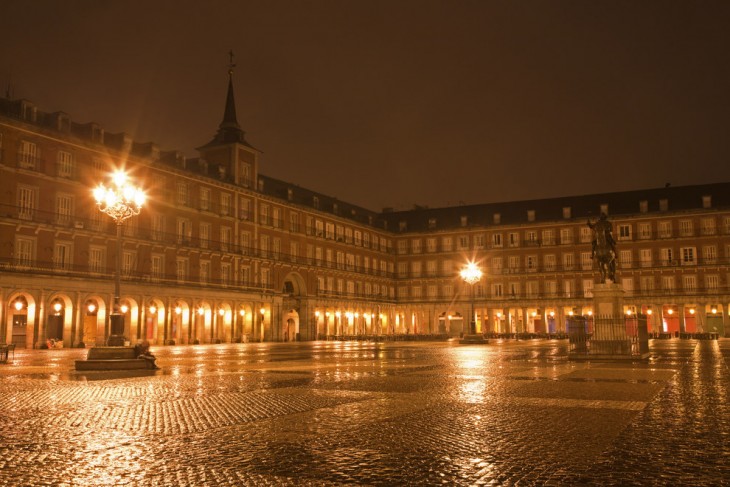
200, 50, 251, 147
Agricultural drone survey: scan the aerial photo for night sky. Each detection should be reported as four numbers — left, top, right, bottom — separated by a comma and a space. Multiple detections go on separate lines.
2, 0, 729, 211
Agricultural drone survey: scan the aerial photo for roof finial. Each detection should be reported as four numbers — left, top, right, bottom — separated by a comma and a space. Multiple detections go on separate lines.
228, 49, 236, 77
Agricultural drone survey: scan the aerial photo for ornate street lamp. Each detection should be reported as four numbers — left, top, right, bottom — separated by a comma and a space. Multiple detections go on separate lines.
460, 261, 482, 335
93, 171, 145, 346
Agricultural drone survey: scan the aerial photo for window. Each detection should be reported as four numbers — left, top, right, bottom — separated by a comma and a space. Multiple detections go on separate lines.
508, 232, 519, 247
525, 231, 537, 244
563, 280, 574, 298
442, 236, 453, 252
460, 215, 468, 227
638, 223, 652, 239
176, 258, 189, 282
240, 198, 251, 220
260, 235, 269, 258
176, 218, 192, 244
658, 221, 672, 238
412, 239, 422, 253
545, 281, 557, 297
345, 228, 353, 243
57, 151, 74, 178
679, 220, 693, 237
542, 229, 556, 245
315, 220, 324, 237
680, 247, 696, 265
458, 235, 469, 250
493, 213, 501, 224
473, 234, 484, 249
200, 188, 210, 211
618, 224, 632, 240
527, 210, 535, 222
491, 234, 502, 248
290, 212, 300, 233
660, 248, 673, 266
53, 242, 71, 270
17, 185, 37, 220
640, 276, 654, 292
659, 199, 668, 211
152, 214, 165, 241
583, 279, 594, 298
621, 278, 634, 294
240, 265, 251, 286
702, 245, 717, 264
683, 275, 697, 291
526, 255, 537, 271
640, 249, 652, 267
426, 238, 437, 253
428, 218, 437, 229
151, 254, 163, 281
354, 230, 362, 246
220, 227, 231, 252
702, 195, 712, 208
18, 141, 39, 169
397, 240, 407, 255
176, 182, 188, 206
705, 275, 719, 290
639, 200, 648, 213
544, 254, 556, 271
562, 207, 571, 219
701, 218, 716, 235
122, 250, 136, 276
221, 193, 231, 216
661, 276, 674, 290
492, 283, 503, 297
240, 232, 251, 255
411, 261, 422, 277
55, 193, 73, 225
260, 205, 270, 226
581, 252, 594, 270
325, 222, 335, 239
336, 225, 344, 242
199, 223, 210, 249
426, 260, 437, 276
579, 227, 592, 243
290, 242, 299, 263
619, 250, 632, 269
508, 255, 520, 272
221, 263, 231, 285
89, 246, 105, 273
562, 253, 574, 271
560, 228, 573, 244
200, 261, 210, 284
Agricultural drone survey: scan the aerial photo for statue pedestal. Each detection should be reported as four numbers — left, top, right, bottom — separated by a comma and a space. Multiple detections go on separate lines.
592, 282, 624, 318
570, 282, 647, 360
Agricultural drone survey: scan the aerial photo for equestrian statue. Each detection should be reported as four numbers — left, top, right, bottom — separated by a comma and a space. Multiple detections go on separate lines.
587, 213, 617, 284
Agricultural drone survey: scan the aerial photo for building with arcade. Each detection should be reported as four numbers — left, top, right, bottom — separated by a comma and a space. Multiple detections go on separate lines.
1, 74, 729, 348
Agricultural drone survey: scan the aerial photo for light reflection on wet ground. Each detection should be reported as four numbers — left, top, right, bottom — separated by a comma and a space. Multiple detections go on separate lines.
0, 338, 728, 485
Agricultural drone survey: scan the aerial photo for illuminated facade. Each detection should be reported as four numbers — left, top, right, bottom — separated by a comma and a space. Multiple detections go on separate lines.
1, 78, 729, 348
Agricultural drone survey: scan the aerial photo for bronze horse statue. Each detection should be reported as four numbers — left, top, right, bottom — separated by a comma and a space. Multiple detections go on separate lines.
587, 213, 617, 283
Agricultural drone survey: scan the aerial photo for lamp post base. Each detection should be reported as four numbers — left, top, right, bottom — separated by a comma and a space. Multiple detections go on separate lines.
109, 313, 126, 346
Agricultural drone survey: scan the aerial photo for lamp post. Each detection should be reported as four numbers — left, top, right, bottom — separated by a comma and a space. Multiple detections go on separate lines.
460, 261, 482, 335
93, 171, 145, 346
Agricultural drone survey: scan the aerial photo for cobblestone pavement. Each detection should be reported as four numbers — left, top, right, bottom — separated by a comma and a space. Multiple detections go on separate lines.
0, 338, 728, 486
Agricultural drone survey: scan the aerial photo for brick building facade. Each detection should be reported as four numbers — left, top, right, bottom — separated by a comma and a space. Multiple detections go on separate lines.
1, 76, 728, 348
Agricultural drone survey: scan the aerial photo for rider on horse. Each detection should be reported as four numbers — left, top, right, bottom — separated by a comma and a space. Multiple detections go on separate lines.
587, 213, 618, 283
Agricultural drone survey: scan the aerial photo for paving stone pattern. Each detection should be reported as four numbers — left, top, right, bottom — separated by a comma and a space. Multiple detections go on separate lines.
0, 339, 728, 486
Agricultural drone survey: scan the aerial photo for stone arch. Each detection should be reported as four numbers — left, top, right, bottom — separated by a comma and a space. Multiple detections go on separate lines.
6, 292, 36, 348
81, 295, 107, 347
171, 300, 191, 344
282, 272, 307, 297
143, 298, 166, 344
192, 301, 212, 344
282, 308, 299, 342
46, 293, 73, 346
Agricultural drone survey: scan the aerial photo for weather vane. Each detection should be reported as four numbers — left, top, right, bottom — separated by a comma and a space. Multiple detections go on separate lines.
228, 50, 236, 76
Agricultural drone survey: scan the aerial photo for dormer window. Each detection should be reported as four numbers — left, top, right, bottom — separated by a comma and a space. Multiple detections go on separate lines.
527, 210, 535, 222
428, 218, 436, 229
460, 216, 468, 227
659, 199, 668, 211
399, 221, 407, 231
313, 196, 319, 209
702, 195, 711, 208
600, 204, 608, 215
639, 200, 648, 213
493, 213, 501, 224
562, 207, 571, 219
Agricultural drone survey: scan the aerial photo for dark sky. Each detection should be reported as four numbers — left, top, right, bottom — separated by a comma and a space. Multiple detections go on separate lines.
2, 0, 729, 211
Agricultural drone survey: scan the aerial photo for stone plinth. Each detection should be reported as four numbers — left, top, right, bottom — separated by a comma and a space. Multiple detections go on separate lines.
592, 282, 625, 317
75, 346, 149, 371
459, 334, 488, 344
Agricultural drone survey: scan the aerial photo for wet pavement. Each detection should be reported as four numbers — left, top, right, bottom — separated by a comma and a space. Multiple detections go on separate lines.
0, 338, 728, 486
